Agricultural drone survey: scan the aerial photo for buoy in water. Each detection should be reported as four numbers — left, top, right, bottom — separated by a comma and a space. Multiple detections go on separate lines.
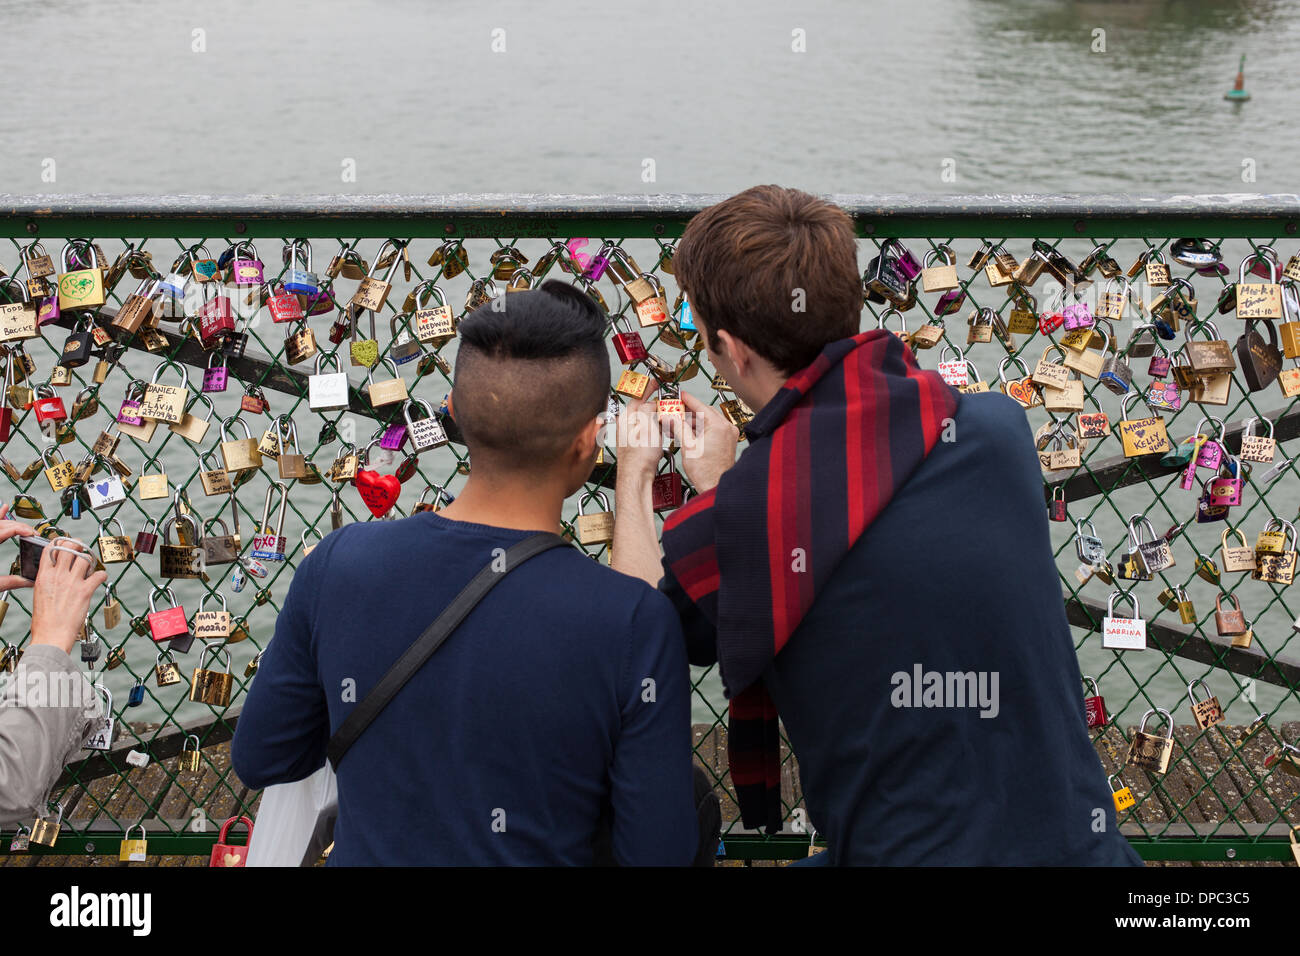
1225, 53, 1251, 101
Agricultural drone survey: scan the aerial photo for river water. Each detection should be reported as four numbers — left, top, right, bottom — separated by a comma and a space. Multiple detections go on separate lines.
1, 0, 1297, 732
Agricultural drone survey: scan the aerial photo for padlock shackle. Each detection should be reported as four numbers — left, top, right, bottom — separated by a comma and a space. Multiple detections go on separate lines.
198, 590, 228, 613
578, 488, 611, 515
1106, 588, 1139, 618
996, 355, 1030, 384
1138, 707, 1174, 738
219, 416, 253, 442
200, 643, 232, 673
369, 239, 406, 282
1082, 676, 1100, 697
261, 481, 289, 535
412, 279, 448, 310
1187, 677, 1215, 705
1239, 248, 1281, 284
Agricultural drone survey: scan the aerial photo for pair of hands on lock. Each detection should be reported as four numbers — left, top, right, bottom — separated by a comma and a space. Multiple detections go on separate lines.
0, 505, 107, 655
616, 390, 739, 494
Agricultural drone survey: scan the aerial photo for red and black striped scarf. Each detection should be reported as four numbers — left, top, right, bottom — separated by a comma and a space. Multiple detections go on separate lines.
662, 330, 958, 833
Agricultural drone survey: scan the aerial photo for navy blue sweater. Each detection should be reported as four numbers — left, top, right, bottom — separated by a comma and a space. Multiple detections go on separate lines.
233, 511, 697, 866
664, 392, 1142, 866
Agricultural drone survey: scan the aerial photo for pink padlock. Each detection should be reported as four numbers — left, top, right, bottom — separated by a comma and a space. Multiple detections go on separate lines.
1180, 461, 1198, 491
1147, 354, 1171, 378
1062, 301, 1094, 331
203, 353, 228, 393
1208, 472, 1242, 506
1196, 437, 1223, 470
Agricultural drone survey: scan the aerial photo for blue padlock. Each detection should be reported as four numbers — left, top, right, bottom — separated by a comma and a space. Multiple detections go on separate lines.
678, 298, 696, 331
127, 679, 145, 707
282, 239, 319, 296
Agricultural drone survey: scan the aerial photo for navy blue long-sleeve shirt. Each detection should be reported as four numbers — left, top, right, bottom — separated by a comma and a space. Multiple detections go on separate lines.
233, 511, 697, 866
663, 391, 1142, 866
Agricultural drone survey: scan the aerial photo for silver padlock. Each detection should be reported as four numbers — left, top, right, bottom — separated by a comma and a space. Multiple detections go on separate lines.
82, 683, 115, 751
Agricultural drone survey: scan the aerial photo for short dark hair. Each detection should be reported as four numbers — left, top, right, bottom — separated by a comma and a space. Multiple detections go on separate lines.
673, 185, 862, 375
452, 281, 609, 470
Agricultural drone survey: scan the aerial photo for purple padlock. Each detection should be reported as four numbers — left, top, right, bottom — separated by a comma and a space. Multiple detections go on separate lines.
934, 288, 966, 316
585, 246, 612, 281
1147, 354, 1171, 378
36, 295, 60, 327
302, 287, 336, 317
895, 244, 923, 282
379, 423, 407, 451
117, 399, 144, 427
1062, 301, 1094, 331
203, 354, 228, 393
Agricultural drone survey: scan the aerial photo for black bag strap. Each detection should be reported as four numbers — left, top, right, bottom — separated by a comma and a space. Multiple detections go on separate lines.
327, 531, 570, 770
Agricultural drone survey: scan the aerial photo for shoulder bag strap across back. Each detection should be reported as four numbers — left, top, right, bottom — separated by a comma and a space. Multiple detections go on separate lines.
326, 531, 569, 770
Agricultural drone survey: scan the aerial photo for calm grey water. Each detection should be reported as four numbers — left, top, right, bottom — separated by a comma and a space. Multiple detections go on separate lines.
1, 0, 1298, 195
1, 0, 1297, 732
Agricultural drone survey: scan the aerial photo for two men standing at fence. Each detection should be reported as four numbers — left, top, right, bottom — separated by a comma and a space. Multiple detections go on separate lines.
612, 186, 1141, 865
233, 283, 719, 866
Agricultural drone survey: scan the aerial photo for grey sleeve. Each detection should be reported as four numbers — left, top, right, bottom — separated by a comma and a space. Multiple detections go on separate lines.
0, 645, 98, 826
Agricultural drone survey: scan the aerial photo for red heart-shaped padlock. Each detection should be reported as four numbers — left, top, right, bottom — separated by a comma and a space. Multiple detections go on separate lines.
356, 469, 401, 517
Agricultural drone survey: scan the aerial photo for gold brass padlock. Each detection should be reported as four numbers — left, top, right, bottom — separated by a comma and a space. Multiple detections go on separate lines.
189, 645, 234, 708
30, 802, 63, 847
118, 824, 148, 863
180, 734, 202, 773
1187, 679, 1224, 731
574, 489, 615, 546
218, 418, 263, 474
1127, 708, 1174, 774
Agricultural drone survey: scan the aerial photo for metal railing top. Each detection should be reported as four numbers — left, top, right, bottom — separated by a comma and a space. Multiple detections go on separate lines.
4, 193, 1300, 239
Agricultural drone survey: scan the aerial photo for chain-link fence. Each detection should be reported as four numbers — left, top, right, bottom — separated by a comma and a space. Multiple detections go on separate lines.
0, 195, 1297, 863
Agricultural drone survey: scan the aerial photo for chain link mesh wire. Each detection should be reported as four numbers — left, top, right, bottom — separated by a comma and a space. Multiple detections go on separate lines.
0, 212, 1297, 862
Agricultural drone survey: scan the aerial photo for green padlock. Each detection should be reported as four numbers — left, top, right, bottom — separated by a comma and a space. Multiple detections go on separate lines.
349, 308, 379, 368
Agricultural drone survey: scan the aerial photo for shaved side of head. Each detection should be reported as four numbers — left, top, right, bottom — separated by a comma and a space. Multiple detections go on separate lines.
452, 281, 609, 473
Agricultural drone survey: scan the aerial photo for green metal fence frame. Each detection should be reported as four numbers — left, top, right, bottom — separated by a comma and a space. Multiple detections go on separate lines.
2, 194, 1300, 864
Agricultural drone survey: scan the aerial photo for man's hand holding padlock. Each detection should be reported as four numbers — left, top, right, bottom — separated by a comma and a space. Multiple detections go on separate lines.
30, 536, 107, 655
0, 504, 38, 593
673, 392, 738, 494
